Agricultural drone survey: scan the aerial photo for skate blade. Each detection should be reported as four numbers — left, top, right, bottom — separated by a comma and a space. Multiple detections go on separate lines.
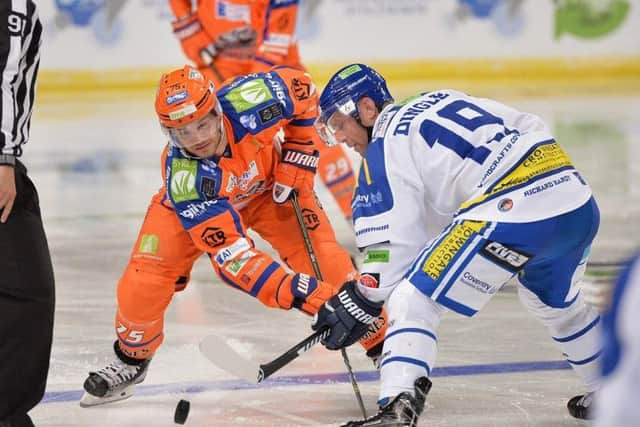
79, 385, 136, 408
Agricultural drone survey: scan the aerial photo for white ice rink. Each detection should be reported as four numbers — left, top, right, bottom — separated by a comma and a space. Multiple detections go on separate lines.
22, 86, 640, 426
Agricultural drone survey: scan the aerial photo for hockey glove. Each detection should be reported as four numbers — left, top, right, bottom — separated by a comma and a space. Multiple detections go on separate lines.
272, 147, 320, 204
275, 273, 336, 315
172, 13, 218, 67
312, 280, 383, 350
214, 26, 257, 60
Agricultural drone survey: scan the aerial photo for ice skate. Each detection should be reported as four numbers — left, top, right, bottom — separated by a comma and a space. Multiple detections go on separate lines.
342, 377, 432, 427
79, 342, 151, 407
567, 391, 595, 420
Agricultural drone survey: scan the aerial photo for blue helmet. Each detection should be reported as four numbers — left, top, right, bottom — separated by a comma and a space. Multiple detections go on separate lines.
315, 64, 393, 145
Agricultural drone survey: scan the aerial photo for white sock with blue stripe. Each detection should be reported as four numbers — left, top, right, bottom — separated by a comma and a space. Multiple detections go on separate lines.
379, 279, 444, 403
518, 285, 601, 389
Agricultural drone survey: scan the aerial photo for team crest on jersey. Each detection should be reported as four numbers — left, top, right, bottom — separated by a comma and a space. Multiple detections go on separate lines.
497, 198, 513, 212
226, 161, 259, 192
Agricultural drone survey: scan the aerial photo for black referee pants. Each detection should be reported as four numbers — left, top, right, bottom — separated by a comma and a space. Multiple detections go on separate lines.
0, 160, 55, 427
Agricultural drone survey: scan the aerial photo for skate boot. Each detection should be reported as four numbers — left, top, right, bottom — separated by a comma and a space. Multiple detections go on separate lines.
342, 377, 432, 427
79, 341, 151, 407
366, 341, 384, 370
567, 391, 595, 420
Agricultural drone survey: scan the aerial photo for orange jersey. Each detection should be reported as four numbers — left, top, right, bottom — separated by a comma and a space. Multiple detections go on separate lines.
157, 67, 349, 312
251, 0, 303, 71
168, 1, 303, 79
162, 66, 321, 215
115, 68, 363, 359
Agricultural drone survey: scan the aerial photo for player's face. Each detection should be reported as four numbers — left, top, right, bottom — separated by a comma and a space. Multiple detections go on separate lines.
168, 112, 227, 158
326, 111, 369, 155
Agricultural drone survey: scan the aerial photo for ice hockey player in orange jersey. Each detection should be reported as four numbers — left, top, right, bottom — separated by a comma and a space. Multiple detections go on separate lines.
79, 65, 386, 407
168, 0, 356, 220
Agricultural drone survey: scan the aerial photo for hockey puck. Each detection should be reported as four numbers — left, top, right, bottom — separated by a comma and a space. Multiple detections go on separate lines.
174, 399, 190, 425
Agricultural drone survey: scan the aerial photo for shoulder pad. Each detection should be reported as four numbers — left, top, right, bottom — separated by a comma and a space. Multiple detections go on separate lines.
218, 72, 295, 137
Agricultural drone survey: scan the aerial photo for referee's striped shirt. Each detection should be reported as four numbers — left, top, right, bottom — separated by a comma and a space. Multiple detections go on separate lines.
0, 0, 42, 166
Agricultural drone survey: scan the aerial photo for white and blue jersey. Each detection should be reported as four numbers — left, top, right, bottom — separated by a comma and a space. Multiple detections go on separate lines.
352, 90, 598, 315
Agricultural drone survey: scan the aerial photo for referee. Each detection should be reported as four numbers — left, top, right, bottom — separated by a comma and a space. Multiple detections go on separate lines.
0, 1, 55, 426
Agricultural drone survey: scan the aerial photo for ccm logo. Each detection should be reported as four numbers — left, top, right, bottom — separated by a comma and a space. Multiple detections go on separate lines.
338, 290, 375, 324
482, 241, 530, 270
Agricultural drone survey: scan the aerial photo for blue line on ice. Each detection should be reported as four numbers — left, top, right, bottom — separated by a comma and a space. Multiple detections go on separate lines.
42, 359, 570, 404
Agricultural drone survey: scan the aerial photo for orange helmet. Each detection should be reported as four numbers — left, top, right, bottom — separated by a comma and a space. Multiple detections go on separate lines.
155, 65, 219, 129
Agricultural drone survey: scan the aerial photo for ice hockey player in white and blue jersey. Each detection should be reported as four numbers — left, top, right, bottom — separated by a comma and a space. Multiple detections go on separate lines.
310, 64, 602, 426
595, 252, 640, 426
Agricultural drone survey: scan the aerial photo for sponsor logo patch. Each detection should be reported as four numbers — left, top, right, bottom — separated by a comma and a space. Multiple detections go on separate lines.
223, 250, 255, 276
338, 64, 362, 79
480, 241, 531, 271
291, 78, 310, 100
225, 79, 272, 112
239, 114, 257, 130
258, 103, 283, 123
214, 238, 251, 266
168, 103, 197, 120
138, 234, 159, 254
170, 159, 199, 202
460, 141, 574, 211
201, 227, 227, 248
166, 91, 188, 105
200, 177, 217, 200
359, 273, 380, 289
422, 221, 486, 280
460, 271, 496, 294
178, 199, 218, 219
302, 208, 320, 231
364, 250, 390, 264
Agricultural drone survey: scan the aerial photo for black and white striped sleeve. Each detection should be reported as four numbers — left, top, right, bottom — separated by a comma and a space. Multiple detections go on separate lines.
0, 0, 42, 166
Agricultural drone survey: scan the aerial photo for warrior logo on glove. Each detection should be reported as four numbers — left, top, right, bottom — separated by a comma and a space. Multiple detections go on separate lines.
312, 281, 383, 350
282, 149, 320, 171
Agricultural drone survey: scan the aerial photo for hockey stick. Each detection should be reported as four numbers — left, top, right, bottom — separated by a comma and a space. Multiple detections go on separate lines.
200, 328, 330, 383
290, 191, 368, 418
200, 51, 224, 83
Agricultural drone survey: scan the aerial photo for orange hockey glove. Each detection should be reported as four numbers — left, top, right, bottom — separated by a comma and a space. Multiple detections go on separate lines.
214, 26, 256, 60
172, 13, 218, 67
275, 273, 336, 315
272, 147, 320, 204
